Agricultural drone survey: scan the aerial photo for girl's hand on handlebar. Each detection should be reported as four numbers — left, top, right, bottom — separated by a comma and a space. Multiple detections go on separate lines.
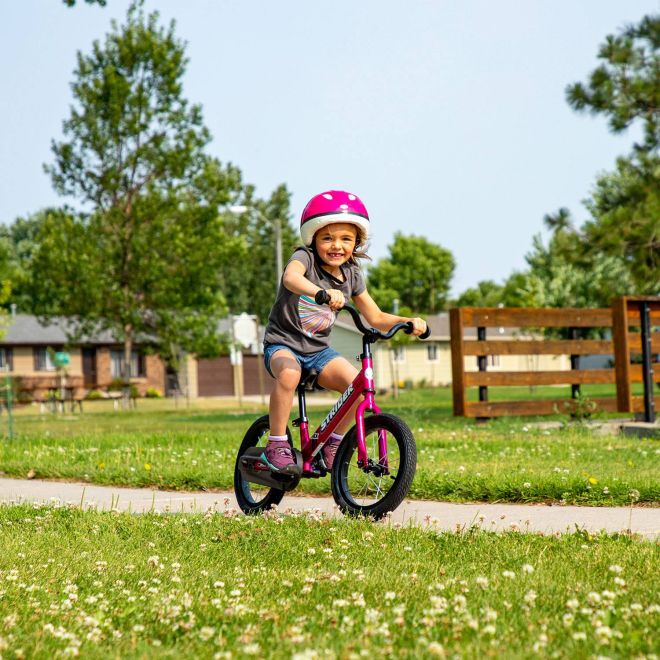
408, 317, 428, 337
325, 289, 346, 311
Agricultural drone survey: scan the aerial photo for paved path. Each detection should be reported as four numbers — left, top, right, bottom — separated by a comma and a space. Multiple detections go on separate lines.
0, 476, 657, 538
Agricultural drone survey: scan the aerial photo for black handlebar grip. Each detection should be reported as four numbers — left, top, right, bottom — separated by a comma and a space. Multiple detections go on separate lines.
315, 289, 330, 305
419, 324, 431, 340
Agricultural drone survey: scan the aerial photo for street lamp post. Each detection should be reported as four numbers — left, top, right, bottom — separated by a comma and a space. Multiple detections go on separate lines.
228, 205, 282, 290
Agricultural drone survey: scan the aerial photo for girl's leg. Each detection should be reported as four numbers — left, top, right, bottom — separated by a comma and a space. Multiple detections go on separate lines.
268, 349, 302, 436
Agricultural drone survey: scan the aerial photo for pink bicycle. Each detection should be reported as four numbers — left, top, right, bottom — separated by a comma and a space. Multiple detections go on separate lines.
234, 297, 430, 519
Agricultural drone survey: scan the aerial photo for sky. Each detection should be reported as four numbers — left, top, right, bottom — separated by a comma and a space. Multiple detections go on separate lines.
0, 1, 656, 296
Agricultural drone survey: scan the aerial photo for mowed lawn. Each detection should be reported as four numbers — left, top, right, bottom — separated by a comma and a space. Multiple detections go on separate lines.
1, 387, 657, 506
0, 504, 657, 658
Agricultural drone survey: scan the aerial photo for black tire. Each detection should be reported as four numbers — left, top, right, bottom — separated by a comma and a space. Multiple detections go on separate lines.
234, 415, 287, 515
331, 413, 417, 520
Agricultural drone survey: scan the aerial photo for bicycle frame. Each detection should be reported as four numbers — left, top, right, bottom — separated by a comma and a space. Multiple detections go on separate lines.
295, 337, 382, 475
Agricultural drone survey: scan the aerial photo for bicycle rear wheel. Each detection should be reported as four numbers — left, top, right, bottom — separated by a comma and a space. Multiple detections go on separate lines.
234, 415, 287, 515
331, 413, 416, 520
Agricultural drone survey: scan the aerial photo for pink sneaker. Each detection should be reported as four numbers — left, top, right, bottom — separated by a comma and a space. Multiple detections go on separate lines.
321, 437, 342, 470
262, 440, 300, 476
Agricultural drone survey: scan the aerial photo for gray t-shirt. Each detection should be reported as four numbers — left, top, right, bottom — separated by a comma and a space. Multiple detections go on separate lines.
264, 247, 366, 353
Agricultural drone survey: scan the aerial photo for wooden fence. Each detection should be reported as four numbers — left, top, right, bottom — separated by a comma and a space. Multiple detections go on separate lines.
450, 296, 660, 419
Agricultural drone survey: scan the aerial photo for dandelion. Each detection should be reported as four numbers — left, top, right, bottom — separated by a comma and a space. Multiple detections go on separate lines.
588, 477, 598, 485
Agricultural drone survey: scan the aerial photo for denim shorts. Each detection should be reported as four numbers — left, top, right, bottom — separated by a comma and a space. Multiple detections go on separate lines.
263, 343, 341, 379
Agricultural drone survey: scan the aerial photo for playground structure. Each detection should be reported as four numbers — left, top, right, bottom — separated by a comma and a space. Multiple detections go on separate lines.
450, 296, 660, 422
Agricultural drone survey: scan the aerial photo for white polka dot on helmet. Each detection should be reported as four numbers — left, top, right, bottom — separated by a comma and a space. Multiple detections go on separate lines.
300, 190, 370, 247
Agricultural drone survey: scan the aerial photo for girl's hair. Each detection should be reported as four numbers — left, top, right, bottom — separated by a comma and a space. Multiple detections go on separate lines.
309, 225, 371, 265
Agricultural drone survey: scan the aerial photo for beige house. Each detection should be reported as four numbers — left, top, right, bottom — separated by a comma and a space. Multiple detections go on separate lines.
330, 313, 570, 391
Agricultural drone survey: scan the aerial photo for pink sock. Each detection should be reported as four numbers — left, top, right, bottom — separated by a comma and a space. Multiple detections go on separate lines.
268, 435, 288, 443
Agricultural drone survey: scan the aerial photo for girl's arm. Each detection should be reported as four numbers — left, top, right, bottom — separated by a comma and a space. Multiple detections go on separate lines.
282, 261, 345, 310
352, 290, 427, 336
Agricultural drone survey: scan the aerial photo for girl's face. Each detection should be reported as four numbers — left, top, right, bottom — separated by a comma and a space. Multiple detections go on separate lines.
314, 223, 358, 268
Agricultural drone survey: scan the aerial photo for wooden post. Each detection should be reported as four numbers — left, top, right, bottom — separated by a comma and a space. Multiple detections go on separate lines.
612, 297, 632, 413
639, 302, 656, 423
450, 308, 466, 416
569, 327, 580, 399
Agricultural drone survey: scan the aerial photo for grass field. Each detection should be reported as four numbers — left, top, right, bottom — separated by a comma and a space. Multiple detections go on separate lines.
0, 504, 657, 658
1, 387, 657, 506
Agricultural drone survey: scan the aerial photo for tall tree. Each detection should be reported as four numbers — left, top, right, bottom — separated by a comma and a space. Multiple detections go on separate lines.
367, 233, 455, 314
566, 14, 659, 154
220, 184, 298, 322
36, 1, 244, 385
565, 13, 659, 294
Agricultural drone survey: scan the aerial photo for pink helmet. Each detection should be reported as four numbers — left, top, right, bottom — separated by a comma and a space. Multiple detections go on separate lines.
300, 190, 370, 247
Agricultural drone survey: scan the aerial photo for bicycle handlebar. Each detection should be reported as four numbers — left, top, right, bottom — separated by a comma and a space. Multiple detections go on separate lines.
315, 290, 431, 341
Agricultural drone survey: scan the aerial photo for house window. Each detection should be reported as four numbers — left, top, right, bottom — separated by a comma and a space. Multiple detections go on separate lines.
110, 350, 146, 378
34, 348, 57, 372
427, 344, 438, 362
392, 346, 406, 363
0, 348, 12, 371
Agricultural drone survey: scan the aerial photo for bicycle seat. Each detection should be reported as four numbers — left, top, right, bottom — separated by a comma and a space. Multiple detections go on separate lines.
299, 369, 326, 392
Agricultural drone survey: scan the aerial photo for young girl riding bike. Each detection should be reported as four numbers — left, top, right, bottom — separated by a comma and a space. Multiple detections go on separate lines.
262, 190, 426, 475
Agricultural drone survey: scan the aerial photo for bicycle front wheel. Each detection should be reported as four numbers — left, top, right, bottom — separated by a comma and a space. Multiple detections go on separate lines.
331, 413, 417, 520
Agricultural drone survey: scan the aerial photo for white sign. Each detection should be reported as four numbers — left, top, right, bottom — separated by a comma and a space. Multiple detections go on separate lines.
232, 313, 258, 349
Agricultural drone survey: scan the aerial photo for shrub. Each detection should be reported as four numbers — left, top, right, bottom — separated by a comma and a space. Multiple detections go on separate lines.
85, 390, 104, 400
145, 387, 162, 398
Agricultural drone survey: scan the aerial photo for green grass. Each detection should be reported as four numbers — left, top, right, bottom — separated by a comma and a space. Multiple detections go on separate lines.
0, 504, 657, 658
1, 387, 658, 505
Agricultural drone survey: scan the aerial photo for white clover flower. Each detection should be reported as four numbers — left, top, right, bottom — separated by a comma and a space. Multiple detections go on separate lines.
608, 565, 623, 574
199, 626, 215, 641
502, 570, 515, 579
476, 576, 489, 589
483, 607, 497, 622
524, 590, 537, 606
427, 641, 445, 657
521, 564, 534, 574
563, 613, 574, 627
572, 631, 587, 641
384, 591, 396, 600
566, 599, 579, 610
587, 592, 602, 606
307, 548, 316, 555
